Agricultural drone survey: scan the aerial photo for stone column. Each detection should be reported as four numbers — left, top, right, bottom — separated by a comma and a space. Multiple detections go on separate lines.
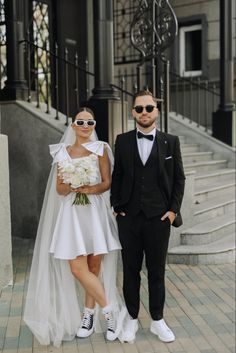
91, 0, 118, 99
0, 0, 27, 100
212, 0, 236, 147
88, 0, 121, 142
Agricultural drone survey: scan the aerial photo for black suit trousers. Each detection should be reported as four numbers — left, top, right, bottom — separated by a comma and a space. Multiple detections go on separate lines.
117, 211, 171, 320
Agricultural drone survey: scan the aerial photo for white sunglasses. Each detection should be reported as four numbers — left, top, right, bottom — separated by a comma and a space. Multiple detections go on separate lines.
74, 119, 96, 127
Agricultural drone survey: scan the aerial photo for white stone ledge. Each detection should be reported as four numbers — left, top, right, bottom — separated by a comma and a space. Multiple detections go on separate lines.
0, 134, 13, 291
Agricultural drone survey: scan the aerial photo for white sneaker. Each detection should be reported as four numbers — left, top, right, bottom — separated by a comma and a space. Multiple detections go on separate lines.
120, 318, 138, 343
77, 308, 94, 338
103, 307, 117, 341
150, 319, 175, 342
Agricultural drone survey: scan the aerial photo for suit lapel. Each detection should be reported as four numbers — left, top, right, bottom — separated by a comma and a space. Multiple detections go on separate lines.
157, 131, 168, 176
126, 130, 136, 176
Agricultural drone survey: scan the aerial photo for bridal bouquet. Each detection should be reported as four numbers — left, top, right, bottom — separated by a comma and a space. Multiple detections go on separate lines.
58, 155, 98, 205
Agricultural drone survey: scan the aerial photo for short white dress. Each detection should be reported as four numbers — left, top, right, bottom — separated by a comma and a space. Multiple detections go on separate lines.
49, 141, 121, 260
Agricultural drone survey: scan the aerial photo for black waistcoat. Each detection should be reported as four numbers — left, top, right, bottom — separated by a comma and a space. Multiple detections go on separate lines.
125, 137, 168, 218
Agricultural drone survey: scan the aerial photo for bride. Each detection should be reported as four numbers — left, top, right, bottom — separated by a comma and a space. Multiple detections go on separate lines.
23, 107, 126, 347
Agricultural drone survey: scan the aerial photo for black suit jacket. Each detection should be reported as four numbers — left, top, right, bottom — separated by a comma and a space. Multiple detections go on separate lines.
110, 129, 186, 227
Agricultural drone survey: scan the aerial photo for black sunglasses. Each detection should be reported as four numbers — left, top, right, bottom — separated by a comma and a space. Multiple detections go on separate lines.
74, 119, 96, 127
133, 105, 156, 114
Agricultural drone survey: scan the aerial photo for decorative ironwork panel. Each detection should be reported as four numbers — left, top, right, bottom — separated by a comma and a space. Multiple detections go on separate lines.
131, 0, 178, 62
114, 0, 141, 64
0, 0, 7, 89
31, 1, 51, 104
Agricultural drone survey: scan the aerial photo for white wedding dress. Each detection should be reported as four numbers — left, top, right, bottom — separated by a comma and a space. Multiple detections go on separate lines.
49, 142, 121, 259
23, 128, 128, 347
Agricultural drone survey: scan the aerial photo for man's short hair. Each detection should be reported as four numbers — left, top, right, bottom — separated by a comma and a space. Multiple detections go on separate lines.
132, 90, 157, 106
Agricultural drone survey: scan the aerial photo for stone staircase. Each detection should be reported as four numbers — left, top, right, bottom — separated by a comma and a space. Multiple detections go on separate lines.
168, 135, 235, 265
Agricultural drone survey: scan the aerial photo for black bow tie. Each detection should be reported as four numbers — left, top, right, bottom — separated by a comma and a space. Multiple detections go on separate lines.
137, 131, 154, 141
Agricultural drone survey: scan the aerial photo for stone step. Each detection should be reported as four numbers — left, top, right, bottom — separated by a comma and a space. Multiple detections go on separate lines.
194, 181, 235, 203
178, 135, 186, 144
194, 168, 236, 188
184, 159, 228, 173
167, 233, 235, 265
193, 193, 235, 223
180, 143, 200, 153
182, 151, 213, 164
180, 212, 235, 245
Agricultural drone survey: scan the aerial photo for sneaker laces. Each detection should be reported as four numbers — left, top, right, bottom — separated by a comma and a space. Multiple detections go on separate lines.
104, 312, 115, 333
81, 310, 93, 330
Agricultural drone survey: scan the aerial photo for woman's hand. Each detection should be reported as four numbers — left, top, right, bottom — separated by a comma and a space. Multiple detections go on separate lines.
76, 185, 96, 194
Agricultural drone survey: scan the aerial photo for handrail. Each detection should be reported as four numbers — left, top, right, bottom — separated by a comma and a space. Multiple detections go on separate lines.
114, 68, 220, 134
170, 70, 220, 96
20, 39, 95, 76
169, 71, 220, 132
20, 38, 95, 125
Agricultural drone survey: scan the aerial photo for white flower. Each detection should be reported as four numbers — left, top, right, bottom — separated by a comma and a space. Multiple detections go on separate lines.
58, 154, 99, 199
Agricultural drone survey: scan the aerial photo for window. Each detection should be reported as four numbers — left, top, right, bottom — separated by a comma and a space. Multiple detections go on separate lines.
179, 24, 202, 77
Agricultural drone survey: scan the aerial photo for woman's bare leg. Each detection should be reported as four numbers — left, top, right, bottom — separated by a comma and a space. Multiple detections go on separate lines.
85, 254, 103, 308
69, 255, 107, 308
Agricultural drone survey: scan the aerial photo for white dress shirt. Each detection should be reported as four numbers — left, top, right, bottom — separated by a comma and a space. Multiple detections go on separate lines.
136, 128, 156, 165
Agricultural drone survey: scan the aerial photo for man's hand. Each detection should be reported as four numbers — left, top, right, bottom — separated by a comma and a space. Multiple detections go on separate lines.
161, 211, 176, 225
113, 211, 126, 217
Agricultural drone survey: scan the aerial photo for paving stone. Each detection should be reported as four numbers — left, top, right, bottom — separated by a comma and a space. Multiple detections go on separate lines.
225, 311, 235, 322
0, 240, 235, 353
3, 337, 18, 350
0, 304, 10, 317
223, 323, 236, 334
18, 325, 33, 349
178, 337, 202, 353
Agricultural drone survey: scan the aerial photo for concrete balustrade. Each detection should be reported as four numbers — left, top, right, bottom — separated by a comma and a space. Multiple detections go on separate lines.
0, 134, 13, 291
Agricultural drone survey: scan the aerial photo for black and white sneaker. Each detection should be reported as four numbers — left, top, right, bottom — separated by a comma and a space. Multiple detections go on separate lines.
77, 308, 94, 338
103, 308, 117, 341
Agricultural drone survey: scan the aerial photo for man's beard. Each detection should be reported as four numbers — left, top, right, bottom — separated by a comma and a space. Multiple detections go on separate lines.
135, 117, 156, 129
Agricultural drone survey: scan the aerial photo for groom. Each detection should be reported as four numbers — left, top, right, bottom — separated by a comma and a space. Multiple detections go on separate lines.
111, 90, 185, 343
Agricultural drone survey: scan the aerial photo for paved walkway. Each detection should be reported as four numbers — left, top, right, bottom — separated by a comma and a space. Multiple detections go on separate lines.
0, 238, 235, 353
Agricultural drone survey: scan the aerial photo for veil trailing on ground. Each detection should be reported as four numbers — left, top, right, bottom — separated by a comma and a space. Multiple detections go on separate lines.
23, 124, 125, 347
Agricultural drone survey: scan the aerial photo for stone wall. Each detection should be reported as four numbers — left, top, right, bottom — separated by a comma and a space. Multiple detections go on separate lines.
0, 101, 65, 239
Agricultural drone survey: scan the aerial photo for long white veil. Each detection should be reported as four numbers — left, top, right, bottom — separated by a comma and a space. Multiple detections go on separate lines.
23, 124, 124, 347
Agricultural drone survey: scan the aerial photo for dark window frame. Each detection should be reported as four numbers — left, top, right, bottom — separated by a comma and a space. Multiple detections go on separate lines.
173, 14, 208, 78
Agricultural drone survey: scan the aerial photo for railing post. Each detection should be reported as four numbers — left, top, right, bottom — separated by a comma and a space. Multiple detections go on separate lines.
75, 52, 79, 111
182, 79, 185, 119
160, 76, 164, 131
64, 47, 69, 125
175, 75, 178, 116
197, 77, 200, 127
204, 80, 208, 132
54, 43, 59, 120
85, 57, 89, 100
27, 30, 31, 102
45, 43, 50, 114
164, 60, 169, 133
189, 76, 192, 123
137, 64, 142, 91
212, 83, 216, 112
35, 35, 40, 108
121, 76, 125, 133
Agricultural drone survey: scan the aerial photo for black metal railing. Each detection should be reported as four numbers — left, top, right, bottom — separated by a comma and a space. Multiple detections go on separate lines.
2, 40, 220, 134
170, 72, 220, 133
110, 81, 134, 132
114, 67, 220, 134
21, 38, 95, 125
